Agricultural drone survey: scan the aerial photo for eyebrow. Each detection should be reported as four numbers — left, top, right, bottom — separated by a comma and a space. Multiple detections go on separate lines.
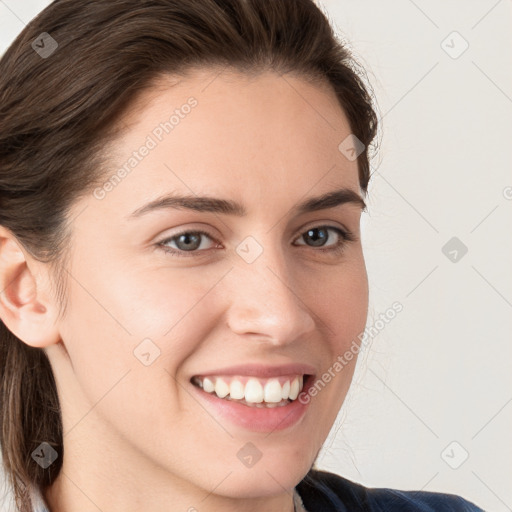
129, 187, 366, 219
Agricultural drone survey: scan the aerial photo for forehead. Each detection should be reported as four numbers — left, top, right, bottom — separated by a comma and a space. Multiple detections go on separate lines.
90, 68, 360, 218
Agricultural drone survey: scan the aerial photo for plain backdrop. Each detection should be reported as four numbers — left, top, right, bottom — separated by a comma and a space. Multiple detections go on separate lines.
1, 1, 511, 511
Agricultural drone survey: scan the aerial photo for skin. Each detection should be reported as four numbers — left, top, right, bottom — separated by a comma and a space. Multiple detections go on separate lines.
0, 68, 368, 512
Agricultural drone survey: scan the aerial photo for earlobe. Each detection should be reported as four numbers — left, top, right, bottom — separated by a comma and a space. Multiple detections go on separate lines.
0, 227, 61, 348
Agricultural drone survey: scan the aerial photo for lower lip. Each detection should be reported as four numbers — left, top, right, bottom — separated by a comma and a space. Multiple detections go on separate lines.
191, 376, 314, 433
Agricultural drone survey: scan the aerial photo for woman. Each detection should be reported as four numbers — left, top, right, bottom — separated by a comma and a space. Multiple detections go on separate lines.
0, 1, 485, 511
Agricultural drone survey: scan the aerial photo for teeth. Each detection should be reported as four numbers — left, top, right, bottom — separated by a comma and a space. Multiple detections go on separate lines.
264, 379, 283, 403
214, 378, 230, 398
229, 379, 245, 400
289, 378, 300, 400
194, 375, 306, 405
244, 378, 264, 403
281, 380, 290, 400
203, 377, 215, 393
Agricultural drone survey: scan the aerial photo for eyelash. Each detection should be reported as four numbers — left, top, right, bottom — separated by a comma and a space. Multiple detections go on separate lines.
156, 225, 356, 258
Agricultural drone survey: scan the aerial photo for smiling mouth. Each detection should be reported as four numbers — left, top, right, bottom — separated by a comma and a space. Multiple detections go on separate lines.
191, 374, 309, 408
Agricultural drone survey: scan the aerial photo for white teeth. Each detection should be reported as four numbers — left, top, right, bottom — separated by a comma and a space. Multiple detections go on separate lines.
203, 377, 215, 393
229, 379, 245, 400
281, 380, 290, 400
264, 379, 283, 403
214, 378, 230, 398
195, 374, 306, 404
289, 377, 300, 400
244, 378, 264, 403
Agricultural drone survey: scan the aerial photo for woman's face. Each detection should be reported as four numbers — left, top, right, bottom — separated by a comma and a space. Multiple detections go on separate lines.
48, 68, 368, 505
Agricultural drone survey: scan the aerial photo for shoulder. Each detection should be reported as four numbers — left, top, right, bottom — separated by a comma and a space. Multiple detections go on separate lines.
296, 469, 485, 512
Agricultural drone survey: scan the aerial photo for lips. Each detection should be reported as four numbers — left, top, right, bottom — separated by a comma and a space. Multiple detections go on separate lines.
189, 364, 316, 427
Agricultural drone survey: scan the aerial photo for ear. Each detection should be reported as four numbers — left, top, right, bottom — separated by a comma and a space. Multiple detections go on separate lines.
0, 226, 61, 348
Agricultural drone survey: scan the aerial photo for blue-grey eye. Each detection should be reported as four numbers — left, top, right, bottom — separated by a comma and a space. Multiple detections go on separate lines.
160, 230, 216, 254
303, 227, 330, 247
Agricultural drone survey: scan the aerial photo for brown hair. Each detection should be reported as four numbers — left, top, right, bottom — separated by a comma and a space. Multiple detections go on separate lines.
0, 0, 378, 510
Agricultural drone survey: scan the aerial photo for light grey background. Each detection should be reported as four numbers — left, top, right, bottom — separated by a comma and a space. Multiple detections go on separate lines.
1, 1, 511, 511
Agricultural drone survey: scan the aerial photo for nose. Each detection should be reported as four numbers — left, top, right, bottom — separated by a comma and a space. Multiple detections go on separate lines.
225, 243, 316, 346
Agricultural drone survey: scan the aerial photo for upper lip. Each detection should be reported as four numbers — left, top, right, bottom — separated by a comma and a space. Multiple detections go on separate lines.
191, 363, 316, 379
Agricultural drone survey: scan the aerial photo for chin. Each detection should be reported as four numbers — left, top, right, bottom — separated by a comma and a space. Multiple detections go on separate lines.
219, 471, 307, 499
215, 450, 314, 498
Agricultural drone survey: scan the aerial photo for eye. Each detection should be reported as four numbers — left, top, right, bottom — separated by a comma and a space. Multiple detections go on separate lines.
157, 229, 220, 257
293, 225, 355, 254
157, 225, 355, 258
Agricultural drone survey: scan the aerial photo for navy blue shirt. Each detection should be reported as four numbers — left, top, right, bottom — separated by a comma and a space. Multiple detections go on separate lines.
296, 469, 485, 511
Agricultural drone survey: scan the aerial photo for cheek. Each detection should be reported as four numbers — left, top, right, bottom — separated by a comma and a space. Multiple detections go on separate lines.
316, 256, 369, 351
57, 268, 211, 439
306, 257, 368, 417
60, 263, 218, 376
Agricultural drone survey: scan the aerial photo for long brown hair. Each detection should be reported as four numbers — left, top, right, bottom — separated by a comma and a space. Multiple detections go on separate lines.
0, 1, 378, 510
